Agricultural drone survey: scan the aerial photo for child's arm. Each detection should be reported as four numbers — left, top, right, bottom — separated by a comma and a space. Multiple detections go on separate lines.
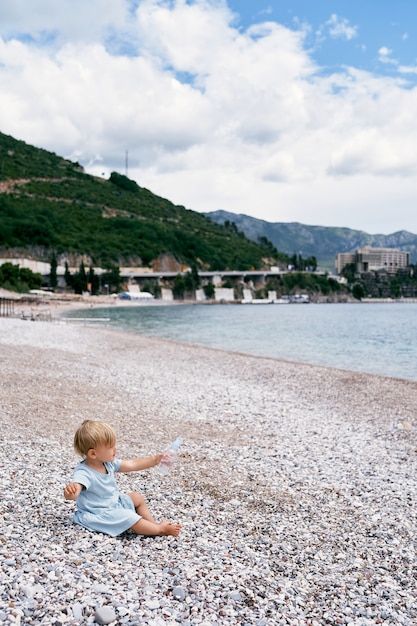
64, 482, 83, 501
118, 454, 164, 473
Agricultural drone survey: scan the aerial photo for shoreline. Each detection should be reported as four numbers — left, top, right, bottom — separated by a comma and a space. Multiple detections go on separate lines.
3, 289, 417, 320
3, 293, 417, 385
50, 296, 417, 384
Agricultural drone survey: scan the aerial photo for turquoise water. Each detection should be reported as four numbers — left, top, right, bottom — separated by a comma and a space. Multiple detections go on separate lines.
67, 302, 417, 381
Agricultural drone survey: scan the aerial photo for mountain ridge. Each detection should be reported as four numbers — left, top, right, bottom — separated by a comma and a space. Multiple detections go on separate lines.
204, 210, 417, 271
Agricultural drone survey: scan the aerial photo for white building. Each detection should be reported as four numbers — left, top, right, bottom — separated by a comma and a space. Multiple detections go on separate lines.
335, 247, 410, 275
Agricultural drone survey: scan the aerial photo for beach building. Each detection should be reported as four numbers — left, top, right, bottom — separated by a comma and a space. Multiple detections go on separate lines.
335, 246, 410, 275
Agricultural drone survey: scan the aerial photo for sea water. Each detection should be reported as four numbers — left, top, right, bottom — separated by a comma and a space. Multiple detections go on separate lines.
66, 302, 417, 381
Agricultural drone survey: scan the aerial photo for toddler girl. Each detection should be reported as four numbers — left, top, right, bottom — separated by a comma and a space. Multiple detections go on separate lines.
64, 420, 182, 537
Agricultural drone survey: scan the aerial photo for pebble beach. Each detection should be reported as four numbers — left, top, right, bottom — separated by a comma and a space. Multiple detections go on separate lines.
1, 314, 417, 626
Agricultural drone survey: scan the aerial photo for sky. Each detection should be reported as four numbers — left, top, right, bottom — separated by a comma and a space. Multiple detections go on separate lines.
1, 1, 417, 235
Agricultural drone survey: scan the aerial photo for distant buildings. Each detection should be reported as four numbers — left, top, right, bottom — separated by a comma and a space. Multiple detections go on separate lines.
335, 246, 410, 275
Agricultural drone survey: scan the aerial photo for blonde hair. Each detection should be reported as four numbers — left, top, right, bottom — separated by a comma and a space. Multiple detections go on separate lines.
74, 420, 117, 457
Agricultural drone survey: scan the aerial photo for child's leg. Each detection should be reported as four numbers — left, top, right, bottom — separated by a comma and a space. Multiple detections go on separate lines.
128, 491, 156, 522
130, 518, 182, 536
128, 491, 181, 537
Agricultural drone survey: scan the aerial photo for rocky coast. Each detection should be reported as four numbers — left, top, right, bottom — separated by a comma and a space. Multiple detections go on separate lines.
1, 315, 417, 625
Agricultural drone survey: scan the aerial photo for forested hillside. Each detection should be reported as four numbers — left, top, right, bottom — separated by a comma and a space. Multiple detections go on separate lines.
0, 132, 288, 271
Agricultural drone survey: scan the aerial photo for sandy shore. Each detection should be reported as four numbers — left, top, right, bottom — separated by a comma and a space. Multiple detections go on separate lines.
1, 316, 417, 625
3, 293, 201, 324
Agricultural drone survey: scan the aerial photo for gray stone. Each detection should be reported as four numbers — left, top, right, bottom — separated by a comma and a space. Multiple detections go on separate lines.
230, 591, 243, 601
72, 603, 83, 620
94, 583, 110, 594
172, 586, 186, 601
94, 606, 117, 625
144, 599, 160, 610
20, 585, 34, 598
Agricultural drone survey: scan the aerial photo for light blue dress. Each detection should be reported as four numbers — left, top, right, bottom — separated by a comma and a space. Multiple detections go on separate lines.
72, 459, 140, 537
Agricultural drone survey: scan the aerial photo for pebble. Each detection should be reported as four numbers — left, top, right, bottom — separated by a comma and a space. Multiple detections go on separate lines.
172, 586, 186, 601
94, 584, 111, 593
94, 606, 117, 624
72, 603, 83, 620
230, 591, 243, 601
145, 599, 160, 610
19, 585, 33, 598
1, 317, 417, 625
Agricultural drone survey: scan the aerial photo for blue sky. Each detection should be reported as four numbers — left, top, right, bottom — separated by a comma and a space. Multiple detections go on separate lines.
1, 0, 417, 235
228, 1, 417, 80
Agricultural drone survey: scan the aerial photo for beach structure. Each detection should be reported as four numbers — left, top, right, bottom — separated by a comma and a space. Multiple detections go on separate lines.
0, 297, 15, 316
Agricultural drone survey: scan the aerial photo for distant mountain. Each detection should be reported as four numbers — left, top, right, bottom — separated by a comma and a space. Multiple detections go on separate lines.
204, 210, 417, 271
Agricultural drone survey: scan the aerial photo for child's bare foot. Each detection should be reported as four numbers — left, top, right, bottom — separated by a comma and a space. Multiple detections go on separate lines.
159, 521, 182, 536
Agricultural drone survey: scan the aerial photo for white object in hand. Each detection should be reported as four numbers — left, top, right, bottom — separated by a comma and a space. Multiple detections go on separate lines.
155, 437, 182, 476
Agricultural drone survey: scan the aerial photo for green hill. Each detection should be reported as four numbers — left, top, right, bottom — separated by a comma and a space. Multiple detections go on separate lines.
0, 131, 287, 271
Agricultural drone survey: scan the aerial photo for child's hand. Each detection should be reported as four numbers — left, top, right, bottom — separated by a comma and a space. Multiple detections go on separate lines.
153, 453, 165, 467
64, 482, 82, 500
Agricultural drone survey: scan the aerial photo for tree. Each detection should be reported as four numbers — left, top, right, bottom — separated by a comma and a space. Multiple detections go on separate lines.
191, 265, 200, 288
72, 261, 88, 294
224, 220, 238, 234
49, 252, 58, 290
304, 256, 318, 271
203, 282, 215, 299
0, 262, 42, 292
352, 283, 365, 300
258, 236, 278, 258
109, 171, 139, 193
173, 274, 186, 300
341, 263, 357, 283
88, 266, 100, 295
0, 262, 19, 289
64, 262, 72, 287
100, 265, 122, 294
19, 268, 42, 290
183, 269, 200, 294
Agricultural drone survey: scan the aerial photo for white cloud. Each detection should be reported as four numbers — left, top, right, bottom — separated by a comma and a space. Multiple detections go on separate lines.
378, 46, 397, 65
1, 0, 417, 234
399, 64, 417, 75
0, 0, 127, 44
324, 14, 358, 41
